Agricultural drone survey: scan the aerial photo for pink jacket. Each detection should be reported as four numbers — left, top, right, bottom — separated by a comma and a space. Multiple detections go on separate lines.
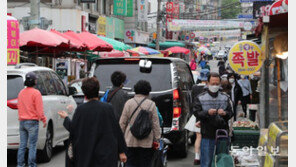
17, 87, 47, 124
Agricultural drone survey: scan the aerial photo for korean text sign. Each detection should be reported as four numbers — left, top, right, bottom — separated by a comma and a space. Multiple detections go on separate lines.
228, 41, 262, 75
7, 18, 20, 65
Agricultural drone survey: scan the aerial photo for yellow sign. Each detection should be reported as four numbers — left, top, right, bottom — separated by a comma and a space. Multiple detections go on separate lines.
267, 123, 281, 152
264, 153, 275, 167
228, 41, 263, 75
97, 16, 106, 36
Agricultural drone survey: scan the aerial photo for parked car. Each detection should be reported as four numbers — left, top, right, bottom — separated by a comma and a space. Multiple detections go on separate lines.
68, 79, 84, 106
7, 63, 77, 162
88, 57, 194, 157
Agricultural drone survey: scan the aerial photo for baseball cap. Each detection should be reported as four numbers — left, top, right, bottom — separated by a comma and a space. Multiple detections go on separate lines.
198, 69, 210, 81
25, 72, 37, 81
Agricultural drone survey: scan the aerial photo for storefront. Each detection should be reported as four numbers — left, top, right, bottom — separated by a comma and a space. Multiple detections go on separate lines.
124, 29, 150, 47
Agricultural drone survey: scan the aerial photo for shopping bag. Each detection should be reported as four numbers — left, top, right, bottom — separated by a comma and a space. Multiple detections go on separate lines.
151, 149, 164, 167
185, 115, 200, 132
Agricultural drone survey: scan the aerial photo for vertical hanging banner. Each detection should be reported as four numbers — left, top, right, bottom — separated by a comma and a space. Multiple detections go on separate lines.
97, 16, 106, 36
138, 0, 148, 22
114, 18, 125, 39
106, 17, 115, 39
228, 41, 263, 75
166, 2, 174, 39
7, 16, 20, 65
127, 0, 134, 17
114, 0, 127, 16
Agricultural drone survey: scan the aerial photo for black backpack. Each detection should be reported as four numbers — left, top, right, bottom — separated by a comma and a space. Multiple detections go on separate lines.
128, 98, 153, 140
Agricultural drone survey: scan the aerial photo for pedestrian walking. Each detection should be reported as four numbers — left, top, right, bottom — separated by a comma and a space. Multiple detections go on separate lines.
199, 57, 206, 69
238, 75, 252, 117
190, 58, 197, 70
108, 71, 130, 120
79, 63, 86, 79
17, 72, 47, 167
119, 80, 161, 167
58, 77, 127, 167
193, 72, 233, 167
186, 69, 209, 165
221, 80, 232, 96
249, 74, 260, 121
227, 73, 243, 121
203, 61, 211, 70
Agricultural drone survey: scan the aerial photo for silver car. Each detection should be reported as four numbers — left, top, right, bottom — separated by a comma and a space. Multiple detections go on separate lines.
7, 63, 77, 162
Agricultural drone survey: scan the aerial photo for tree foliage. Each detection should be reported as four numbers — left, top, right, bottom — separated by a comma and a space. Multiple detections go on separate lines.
221, 0, 242, 19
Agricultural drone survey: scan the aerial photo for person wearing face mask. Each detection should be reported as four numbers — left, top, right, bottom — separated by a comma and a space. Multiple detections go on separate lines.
227, 73, 243, 121
238, 74, 252, 117
193, 72, 233, 167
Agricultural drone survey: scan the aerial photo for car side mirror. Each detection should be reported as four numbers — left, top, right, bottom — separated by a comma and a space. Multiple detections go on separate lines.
68, 87, 77, 96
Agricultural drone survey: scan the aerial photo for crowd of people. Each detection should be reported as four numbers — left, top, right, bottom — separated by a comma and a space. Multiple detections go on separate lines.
16, 57, 259, 167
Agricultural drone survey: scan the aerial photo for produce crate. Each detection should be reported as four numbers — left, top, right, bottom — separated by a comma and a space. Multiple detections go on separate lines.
232, 130, 260, 148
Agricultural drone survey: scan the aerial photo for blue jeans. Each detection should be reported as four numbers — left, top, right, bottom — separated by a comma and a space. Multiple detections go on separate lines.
17, 120, 39, 167
201, 138, 215, 167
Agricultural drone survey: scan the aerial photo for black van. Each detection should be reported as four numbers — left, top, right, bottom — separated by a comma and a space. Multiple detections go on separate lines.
89, 57, 194, 157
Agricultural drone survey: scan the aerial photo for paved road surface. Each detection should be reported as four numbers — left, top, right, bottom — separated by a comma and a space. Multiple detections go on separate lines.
8, 144, 199, 167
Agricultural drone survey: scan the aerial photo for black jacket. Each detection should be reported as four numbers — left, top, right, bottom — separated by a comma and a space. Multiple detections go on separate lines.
231, 81, 243, 106
65, 100, 127, 167
108, 87, 129, 120
193, 90, 233, 139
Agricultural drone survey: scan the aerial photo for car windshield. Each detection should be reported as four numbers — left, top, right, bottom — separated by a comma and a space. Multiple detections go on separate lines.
7, 75, 24, 100
94, 62, 172, 92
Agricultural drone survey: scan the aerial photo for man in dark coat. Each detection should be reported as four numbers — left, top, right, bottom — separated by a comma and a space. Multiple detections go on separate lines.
193, 72, 233, 167
108, 71, 130, 120
59, 77, 127, 167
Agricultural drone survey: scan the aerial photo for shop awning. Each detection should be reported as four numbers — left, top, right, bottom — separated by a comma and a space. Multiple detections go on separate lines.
148, 41, 185, 49
165, 46, 190, 54
97, 36, 132, 51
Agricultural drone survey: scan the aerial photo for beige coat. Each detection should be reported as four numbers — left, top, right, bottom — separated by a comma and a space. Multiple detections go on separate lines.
119, 94, 161, 148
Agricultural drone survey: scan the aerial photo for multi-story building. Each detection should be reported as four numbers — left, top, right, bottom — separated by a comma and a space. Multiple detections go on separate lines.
8, 0, 150, 45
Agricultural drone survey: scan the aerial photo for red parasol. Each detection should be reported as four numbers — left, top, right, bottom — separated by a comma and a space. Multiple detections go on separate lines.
51, 29, 87, 51
165, 46, 190, 54
76, 31, 113, 51
20, 28, 69, 48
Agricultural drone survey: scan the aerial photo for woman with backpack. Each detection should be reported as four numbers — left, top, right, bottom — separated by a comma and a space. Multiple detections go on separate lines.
120, 80, 161, 167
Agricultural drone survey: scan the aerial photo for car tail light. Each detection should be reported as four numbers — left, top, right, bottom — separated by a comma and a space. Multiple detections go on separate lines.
173, 89, 179, 100
172, 89, 181, 131
173, 107, 181, 118
124, 58, 140, 61
7, 99, 18, 109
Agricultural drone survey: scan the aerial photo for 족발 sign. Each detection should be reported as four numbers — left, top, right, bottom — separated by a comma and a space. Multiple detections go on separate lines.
7, 16, 20, 65
228, 41, 262, 75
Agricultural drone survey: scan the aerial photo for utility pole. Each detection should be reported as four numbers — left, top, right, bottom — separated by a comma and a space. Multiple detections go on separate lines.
29, 0, 40, 29
156, 0, 162, 50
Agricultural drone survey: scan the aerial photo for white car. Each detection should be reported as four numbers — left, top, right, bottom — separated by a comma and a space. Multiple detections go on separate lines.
7, 63, 77, 162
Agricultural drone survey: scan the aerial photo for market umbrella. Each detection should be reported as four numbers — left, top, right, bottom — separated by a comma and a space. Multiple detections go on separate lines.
98, 50, 126, 58
97, 36, 132, 51
198, 46, 211, 55
129, 46, 160, 55
165, 46, 190, 54
64, 31, 113, 51
20, 27, 69, 48
51, 29, 87, 51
